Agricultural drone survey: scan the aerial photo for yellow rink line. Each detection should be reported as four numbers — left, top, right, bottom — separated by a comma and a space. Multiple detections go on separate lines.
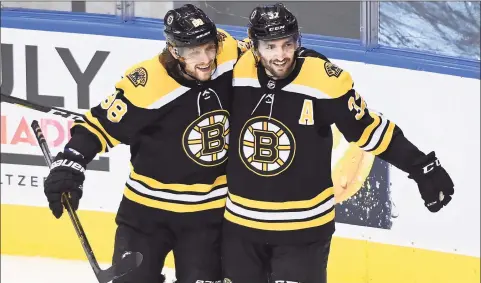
1, 204, 479, 283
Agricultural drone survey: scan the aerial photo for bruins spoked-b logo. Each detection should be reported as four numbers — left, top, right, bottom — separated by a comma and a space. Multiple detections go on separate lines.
239, 116, 296, 177
183, 110, 230, 167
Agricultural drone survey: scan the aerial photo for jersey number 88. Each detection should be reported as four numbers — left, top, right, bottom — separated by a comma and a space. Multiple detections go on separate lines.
101, 91, 128, 123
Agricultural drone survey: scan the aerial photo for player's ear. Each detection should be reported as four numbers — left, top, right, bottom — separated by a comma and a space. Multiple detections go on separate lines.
169, 46, 180, 60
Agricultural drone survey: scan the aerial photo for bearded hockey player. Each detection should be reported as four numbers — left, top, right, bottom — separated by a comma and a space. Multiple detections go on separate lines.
43, 4, 246, 283
222, 3, 455, 283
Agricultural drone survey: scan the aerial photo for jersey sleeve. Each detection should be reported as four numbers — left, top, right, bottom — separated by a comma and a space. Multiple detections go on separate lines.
66, 63, 172, 162
216, 28, 252, 61
319, 62, 426, 173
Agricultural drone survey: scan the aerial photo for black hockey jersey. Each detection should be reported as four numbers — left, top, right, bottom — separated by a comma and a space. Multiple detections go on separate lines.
225, 50, 425, 244
66, 29, 240, 225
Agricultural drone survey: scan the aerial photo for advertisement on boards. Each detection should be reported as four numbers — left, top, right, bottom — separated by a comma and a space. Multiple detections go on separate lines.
1, 29, 166, 211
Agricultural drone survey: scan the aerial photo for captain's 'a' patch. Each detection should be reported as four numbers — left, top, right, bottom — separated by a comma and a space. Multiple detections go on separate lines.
127, 67, 148, 87
324, 61, 343, 78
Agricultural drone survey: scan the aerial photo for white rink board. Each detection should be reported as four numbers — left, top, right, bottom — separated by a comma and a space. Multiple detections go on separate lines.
2, 27, 479, 257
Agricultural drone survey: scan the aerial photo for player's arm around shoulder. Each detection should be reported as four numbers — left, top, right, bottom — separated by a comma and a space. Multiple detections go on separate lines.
216, 28, 253, 63
215, 28, 242, 64
236, 37, 253, 56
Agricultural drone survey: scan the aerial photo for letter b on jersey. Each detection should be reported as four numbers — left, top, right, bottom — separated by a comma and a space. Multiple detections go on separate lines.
183, 110, 229, 167
240, 117, 296, 177
252, 130, 278, 163
200, 123, 225, 155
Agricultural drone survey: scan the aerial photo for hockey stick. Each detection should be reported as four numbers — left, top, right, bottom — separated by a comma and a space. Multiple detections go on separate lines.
1, 93, 84, 121
30, 120, 143, 283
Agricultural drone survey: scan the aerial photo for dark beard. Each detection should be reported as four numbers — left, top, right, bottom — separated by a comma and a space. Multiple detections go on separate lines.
262, 58, 295, 80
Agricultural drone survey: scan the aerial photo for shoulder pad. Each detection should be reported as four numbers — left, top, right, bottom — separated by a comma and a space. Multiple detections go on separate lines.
233, 49, 258, 81
116, 56, 183, 109
289, 57, 353, 99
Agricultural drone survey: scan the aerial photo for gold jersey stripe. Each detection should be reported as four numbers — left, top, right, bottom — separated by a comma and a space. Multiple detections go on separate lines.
355, 112, 381, 148
124, 187, 226, 213
130, 167, 227, 193
371, 121, 396, 156
84, 111, 121, 147
224, 209, 335, 231
228, 187, 334, 211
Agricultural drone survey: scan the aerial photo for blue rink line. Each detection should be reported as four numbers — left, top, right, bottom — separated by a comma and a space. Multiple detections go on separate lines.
1, 8, 479, 79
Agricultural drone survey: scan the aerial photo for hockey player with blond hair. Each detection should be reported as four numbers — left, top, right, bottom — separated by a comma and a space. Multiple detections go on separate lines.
43, 4, 250, 282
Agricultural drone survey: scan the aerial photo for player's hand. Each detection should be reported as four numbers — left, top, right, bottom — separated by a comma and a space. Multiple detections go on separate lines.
408, 151, 454, 212
44, 149, 86, 218
237, 37, 253, 54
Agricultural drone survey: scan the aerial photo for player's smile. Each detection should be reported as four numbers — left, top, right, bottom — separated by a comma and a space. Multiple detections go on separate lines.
271, 58, 291, 72
272, 59, 288, 67
196, 62, 213, 73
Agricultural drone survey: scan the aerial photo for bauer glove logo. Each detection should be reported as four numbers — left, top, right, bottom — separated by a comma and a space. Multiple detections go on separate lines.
51, 159, 86, 173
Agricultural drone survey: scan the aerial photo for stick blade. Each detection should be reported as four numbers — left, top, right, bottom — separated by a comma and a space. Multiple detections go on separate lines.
96, 252, 143, 283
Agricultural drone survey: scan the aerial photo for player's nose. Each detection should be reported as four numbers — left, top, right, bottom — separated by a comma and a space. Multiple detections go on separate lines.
274, 50, 288, 61
199, 50, 213, 65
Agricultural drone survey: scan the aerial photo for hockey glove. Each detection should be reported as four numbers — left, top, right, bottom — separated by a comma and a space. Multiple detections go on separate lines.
237, 37, 253, 54
408, 151, 454, 213
44, 149, 86, 218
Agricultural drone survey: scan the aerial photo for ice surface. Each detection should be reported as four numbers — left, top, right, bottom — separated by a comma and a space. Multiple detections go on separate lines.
0, 255, 176, 283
